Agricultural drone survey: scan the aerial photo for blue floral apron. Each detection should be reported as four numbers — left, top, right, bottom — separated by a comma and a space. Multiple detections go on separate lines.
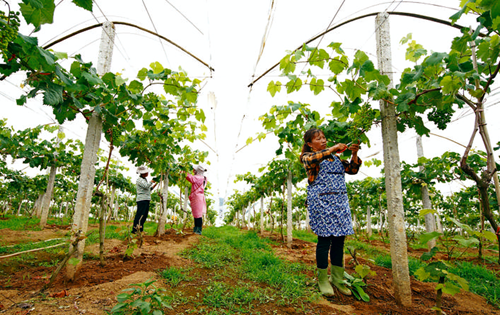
307, 156, 354, 237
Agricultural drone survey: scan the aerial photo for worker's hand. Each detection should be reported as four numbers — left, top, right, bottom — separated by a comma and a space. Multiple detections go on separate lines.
349, 143, 360, 153
332, 143, 348, 154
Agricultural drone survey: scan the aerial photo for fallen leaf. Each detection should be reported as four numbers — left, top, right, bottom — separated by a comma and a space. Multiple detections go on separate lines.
17, 302, 33, 309
49, 290, 69, 298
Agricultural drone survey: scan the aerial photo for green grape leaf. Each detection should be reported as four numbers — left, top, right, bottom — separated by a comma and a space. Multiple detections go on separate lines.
310, 78, 324, 95
446, 273, 469, 291
279, 55, 295, 74
150, 61, 164, 74
419, 209, 437, 217
440, 75, 462, 95
125, 120, 135, 132
43, 83, 64, 105
267, 81, 281, 97
137, 68, 148, 81
481, 230, 498, 242
420, 246, 439, 261
453, 235, 479, 247
441, 282, 461, 296
329, 58, 346, 74
20, 0, 55, 28
128, 80, 144, 93
414, 267, 431, 281
72, 0, 93, 11
195, 110, 206, 123
419, 232, 441, 246
82, 72, 103, 86
425, 52, 447, 66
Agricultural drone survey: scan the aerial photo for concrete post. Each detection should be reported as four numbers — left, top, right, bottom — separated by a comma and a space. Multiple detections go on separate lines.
67, 21, 114, 281
376, 12, 412, 306
416, 136, 437, 250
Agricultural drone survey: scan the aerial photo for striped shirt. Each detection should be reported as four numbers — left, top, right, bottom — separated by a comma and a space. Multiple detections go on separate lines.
301, 149, 362, 184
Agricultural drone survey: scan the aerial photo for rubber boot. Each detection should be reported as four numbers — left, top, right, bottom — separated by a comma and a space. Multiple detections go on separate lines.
317, 268, 334, 296
330, 265, 351, 295
194, 227, 201, 235
199, 226, 203, 235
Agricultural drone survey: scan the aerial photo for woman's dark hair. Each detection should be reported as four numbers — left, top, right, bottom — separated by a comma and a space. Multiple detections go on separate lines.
300, 128, 324, 162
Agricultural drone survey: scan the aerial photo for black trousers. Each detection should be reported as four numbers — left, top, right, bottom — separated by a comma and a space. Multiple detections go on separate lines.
316, 235, 345, 269
132, 200, 150, 233
194, 217, 203, 228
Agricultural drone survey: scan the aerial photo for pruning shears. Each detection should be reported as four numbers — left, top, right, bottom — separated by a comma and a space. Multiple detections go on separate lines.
336, 141, 353, 154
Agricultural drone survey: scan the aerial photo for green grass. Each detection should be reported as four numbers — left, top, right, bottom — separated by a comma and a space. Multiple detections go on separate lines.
0, 215, 73, 232
85, 224, 131, 244
450, 262, 500, 308
173, 226, 319, 312
0, 238, 67, 255
292, 230, 318, 243
160, 266, 191, 287
0, 215, 40, 231
372, 251, 500, 308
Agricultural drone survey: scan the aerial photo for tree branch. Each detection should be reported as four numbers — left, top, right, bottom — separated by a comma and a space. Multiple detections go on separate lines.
408, 88, 442, 105
480, 60, 500, 103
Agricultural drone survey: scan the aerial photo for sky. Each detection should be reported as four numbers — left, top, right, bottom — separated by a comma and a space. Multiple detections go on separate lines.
2, 0, 499, 214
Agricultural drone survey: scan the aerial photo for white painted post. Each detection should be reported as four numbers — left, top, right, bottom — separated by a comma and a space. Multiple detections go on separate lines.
34, 193, 44, 217
436, 212, 444, 233
40, 127, 63, 229
183, 187, 189, 224
367, 206, 372, 237
158, 170, 169, 235
17, 200, 24, 216
66, 21, 114, 281
376, 12, 412, 306
416, 136, 437, 250
106, 185, 116, 221
260, 197, 264, 234
306, 206, 310, 232
286, 169, 293, 248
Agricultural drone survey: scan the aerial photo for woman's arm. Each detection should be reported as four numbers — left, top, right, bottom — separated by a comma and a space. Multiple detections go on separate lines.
343, 143, 362, 174
349, 143, 360, 164
302, 144, 346, 165
137, 177, 152, 189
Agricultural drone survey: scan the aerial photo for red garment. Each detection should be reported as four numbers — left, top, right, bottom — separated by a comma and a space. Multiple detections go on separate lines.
186, 173, 207, 218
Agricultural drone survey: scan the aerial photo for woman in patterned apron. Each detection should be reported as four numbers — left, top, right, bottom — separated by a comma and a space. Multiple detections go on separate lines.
300, 128, 361, 296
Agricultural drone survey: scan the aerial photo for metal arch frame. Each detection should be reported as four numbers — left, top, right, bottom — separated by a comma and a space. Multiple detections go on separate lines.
43, 21, 214, 72
248, 11, 486, 88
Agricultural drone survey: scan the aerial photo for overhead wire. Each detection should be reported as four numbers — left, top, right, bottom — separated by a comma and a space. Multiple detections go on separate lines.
163, 0, 204, 35
43, 22, 213, 71
90, 1, 132, 65
303, 0, 346, 69
227, 0, 348, 197
359, 0, 403, 51
141, 0, 171, 67
205, 0, 213, 74
224, 0, 278, 199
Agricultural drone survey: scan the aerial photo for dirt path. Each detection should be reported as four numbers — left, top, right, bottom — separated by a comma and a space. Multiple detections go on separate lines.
269, 234, 500, 315
1, 228, 499, 314
0, 229, 199, 314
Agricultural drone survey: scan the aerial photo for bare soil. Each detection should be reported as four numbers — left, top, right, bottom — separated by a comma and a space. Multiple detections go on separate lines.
0, 226, 499, 315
